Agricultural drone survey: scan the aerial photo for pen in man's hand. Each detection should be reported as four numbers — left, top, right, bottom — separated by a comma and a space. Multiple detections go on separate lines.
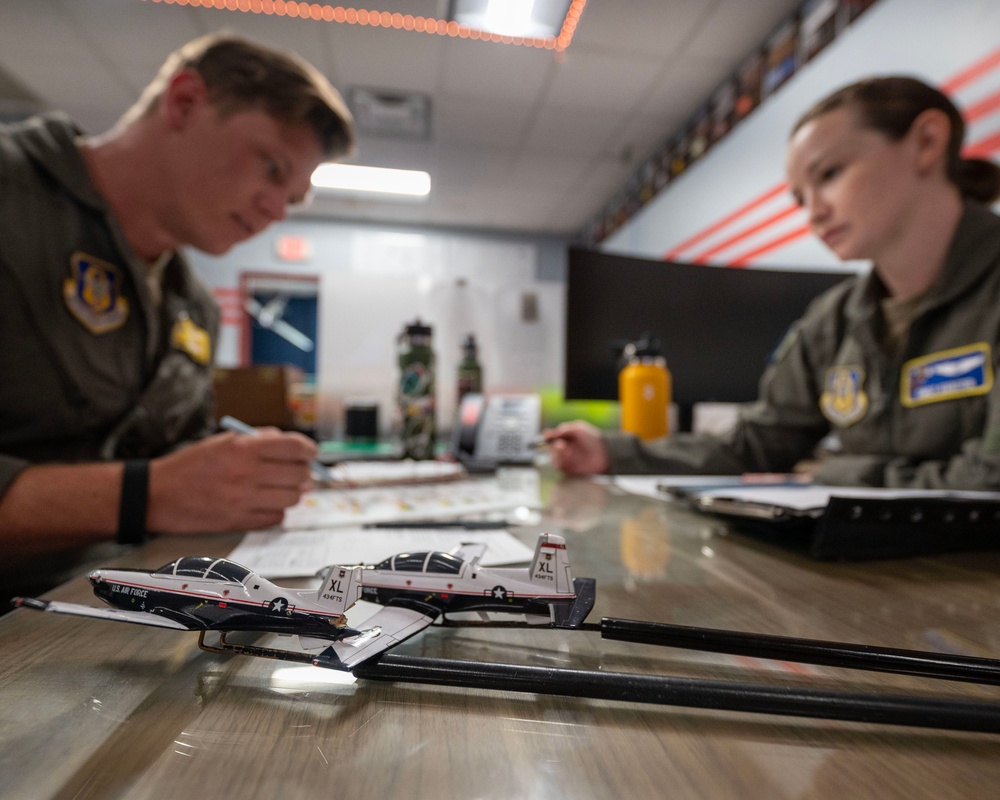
528, 433, 570, 449
219, 415, 334, 483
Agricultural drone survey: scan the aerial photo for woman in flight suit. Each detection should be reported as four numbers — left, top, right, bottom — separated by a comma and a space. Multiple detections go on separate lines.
547, 76, 1000, 489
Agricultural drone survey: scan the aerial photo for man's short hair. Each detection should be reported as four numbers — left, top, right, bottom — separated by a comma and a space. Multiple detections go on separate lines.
125, 32, 355, 161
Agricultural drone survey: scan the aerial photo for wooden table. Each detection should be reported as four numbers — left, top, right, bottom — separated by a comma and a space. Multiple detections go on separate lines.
3, 471, 1000, 799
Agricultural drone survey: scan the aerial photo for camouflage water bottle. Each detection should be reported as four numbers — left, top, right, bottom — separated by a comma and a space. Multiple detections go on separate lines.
397, 319, 436, 460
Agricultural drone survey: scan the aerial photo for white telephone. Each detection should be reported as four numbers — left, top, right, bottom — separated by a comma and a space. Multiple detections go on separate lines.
451, 393, 541, 469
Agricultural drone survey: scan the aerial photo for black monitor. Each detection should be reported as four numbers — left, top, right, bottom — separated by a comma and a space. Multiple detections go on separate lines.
564, 247, 851, 425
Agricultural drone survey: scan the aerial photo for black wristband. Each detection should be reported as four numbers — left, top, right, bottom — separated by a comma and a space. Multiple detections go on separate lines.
117, 459, 149, 545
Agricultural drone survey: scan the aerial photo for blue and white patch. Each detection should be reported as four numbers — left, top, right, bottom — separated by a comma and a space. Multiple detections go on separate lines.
63, 251, 129, 334
820, 365, 869, 427
901, 343, 993, 407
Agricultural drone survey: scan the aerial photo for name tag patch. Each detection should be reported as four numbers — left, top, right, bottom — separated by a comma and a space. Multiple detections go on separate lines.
820, 365, 868, 427
63, 251, 129, 334
901, 343, 993, 407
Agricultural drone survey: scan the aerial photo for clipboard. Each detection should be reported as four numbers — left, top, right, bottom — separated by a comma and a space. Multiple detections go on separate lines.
673, 484, 1000, 560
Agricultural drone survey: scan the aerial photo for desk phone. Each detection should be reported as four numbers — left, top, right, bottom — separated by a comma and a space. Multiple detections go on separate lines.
452, 393, 541, 469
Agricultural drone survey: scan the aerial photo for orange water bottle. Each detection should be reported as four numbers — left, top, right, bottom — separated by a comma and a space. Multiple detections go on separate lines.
619, 333, 670, 441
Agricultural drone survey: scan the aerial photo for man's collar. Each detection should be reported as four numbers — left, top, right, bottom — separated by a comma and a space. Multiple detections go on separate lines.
12, 112, 108, 212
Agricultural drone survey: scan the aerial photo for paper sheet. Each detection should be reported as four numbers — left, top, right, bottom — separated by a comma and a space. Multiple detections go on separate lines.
227, 527, 537, 579
282, 473, 540, 530
612, 475, 743, 500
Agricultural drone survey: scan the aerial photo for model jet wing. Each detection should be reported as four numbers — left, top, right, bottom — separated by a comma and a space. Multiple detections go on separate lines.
12, 597, 193, 630
313, 605, 437, 670
450, 541, 488, 565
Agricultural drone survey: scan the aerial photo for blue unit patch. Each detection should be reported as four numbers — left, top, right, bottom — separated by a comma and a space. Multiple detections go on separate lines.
820, 365, 868, 427
63, 251, 129, 334
901, 343, 993, 407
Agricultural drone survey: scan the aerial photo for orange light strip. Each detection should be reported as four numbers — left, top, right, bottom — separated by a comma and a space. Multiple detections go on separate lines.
143, 0, 587, 51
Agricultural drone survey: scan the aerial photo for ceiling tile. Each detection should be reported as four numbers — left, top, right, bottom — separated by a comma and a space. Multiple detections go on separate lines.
434, 93, 532, 149
508, 150, 592, 193
440, 37, 559, 104
521, 101, 627, 158
687, 0, 806, 58
569, 0, 715, 58
542, 49, 663, 113
322, 23, 446, 93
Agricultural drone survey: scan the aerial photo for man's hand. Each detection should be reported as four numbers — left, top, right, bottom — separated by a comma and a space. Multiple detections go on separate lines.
544, 421, 611, 477
147, 430, 317, 533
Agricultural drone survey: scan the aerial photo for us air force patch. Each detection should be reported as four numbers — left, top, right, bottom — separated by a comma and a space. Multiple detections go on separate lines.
901, 343, 993, 407
63, 252, 129, 333
820, 365, 868, 427
170, 314, 212, 365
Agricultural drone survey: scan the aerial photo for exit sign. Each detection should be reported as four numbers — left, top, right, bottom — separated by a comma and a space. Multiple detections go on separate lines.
275, 235, 311, 262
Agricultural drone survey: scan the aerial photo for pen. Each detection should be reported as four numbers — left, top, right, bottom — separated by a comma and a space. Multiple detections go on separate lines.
527, 433, 569, 449
219, 415, 334, 483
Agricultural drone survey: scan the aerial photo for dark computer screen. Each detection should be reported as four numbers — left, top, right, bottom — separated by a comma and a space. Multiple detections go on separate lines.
564, 247, 852, 408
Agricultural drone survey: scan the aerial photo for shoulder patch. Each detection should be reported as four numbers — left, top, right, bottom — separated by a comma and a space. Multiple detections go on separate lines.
900, 343, 993, 407
63, 251, 129, 334
820, 365, 869, 427
769, 324, 800, 364
171, 314, 212, 365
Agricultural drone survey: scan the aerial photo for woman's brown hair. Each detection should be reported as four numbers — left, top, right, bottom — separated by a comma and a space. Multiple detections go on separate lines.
792, 76, 1000, 204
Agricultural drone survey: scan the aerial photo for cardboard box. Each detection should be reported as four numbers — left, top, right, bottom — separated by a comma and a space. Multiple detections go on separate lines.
213, 364, 304, 428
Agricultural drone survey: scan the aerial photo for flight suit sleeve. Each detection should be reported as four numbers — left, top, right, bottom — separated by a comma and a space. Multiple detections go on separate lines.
603, 319, 833, 475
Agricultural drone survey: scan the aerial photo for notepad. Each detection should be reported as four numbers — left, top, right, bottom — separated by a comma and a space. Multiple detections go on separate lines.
281, 472, 541, 530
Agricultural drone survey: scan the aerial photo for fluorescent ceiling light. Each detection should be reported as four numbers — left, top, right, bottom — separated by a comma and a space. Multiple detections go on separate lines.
311, 164, 431, 197
450, 0, 572, 39
486, 0, 536, 37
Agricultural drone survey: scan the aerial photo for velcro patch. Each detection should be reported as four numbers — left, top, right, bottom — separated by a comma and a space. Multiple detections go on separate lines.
901, 343, 993, 407
63, 251, 129, 334
820, 365, 868, 427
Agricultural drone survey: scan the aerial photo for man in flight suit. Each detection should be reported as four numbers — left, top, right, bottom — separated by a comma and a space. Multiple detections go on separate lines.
0, 33, 355, 560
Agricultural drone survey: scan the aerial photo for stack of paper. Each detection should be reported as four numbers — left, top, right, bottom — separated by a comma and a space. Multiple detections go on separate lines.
283, 472, 541, 530
327, 460, 466, 488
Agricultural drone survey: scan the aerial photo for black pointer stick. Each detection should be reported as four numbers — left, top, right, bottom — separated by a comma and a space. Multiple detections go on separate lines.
596, 617, 1000, 686
353, 654, 1000, 734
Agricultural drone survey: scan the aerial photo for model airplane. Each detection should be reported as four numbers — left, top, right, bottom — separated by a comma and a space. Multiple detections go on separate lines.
314, 532, 595, 669
12, 555, 366, 653
10, 533, 595, 670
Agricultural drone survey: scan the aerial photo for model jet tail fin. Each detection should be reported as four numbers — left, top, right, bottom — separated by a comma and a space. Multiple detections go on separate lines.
314, 565, 364, 614
529, 532, 574, 594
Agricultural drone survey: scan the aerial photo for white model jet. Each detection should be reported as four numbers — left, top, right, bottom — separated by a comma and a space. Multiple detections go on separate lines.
13, 556, 365, 652
313, 532, 595, 670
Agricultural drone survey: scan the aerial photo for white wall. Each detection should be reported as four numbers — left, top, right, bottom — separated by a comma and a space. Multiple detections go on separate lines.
604, 0, 1000, 267
187, 220, 567, 438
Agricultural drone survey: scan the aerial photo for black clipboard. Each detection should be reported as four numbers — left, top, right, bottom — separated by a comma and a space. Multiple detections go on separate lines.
667, 485, 1000, 561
